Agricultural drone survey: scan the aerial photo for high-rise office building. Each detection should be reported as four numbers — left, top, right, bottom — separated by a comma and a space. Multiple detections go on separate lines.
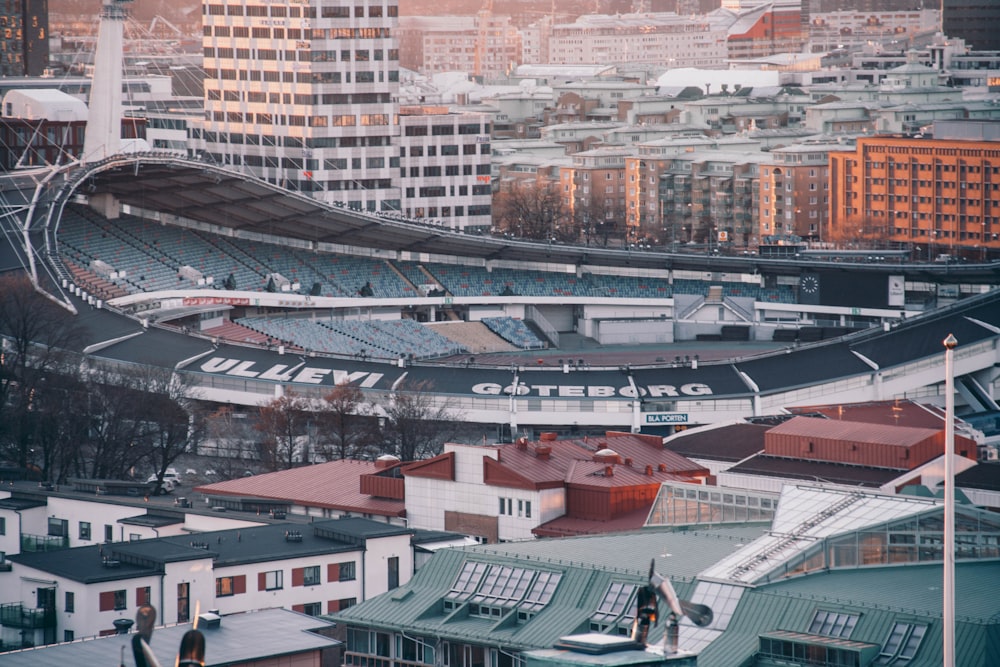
0, 0, 49, 76
943, 0, 1000, 52
198, 0, 401, 212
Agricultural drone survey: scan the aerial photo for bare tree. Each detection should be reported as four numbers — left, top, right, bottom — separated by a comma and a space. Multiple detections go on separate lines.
202, 405, 262, 478
255, 391, 311, 471
315, 382, 375, 461
0, 274, 82, 470
138, 368, 203, 493
378, 380, 462, 462
493, 181, 573, 241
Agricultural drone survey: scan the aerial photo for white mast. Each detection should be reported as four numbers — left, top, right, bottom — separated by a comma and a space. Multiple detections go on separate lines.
82, 0, 131, 163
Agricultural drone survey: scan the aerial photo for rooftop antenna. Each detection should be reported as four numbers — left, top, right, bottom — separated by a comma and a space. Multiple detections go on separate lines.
82, 0, 133, 162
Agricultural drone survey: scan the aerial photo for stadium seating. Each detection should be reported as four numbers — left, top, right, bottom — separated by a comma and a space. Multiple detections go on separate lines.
480, 317, 545, 350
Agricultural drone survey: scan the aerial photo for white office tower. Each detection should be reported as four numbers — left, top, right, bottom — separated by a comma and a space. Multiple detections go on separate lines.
199, 0, 401, 212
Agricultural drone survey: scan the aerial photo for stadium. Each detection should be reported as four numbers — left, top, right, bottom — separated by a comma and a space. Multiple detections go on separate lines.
3, 152, 999, 438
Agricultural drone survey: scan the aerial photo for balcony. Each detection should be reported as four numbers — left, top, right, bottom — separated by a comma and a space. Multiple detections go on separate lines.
0, 603, 56, 629
21, 534, 68, 553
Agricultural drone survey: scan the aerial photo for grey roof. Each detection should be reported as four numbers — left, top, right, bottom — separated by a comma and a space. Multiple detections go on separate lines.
10, 517, 407, 580
0, 608, 339, 667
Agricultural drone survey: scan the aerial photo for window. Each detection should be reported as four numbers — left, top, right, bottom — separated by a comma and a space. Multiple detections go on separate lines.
65, 591, 74, 613
261, 570, 283, 591
177, 583, 189, 623
0, 517, 4, 535
48, 517, 68, 537
136, 586, 150, 607
873, 623, 927, 665
388, 556, 399, 590
808, 610, 858, 638
304, 565, 321, 586
99, 590, 127, 611
105, 525, 113, 542
331, 561, 356, 582
64, 630, 74, 642
518, 500, 532, 518
499, 497, 512, 515
80, 521, 90, 540
217, 576, 236, 597
301, 602, 322, 616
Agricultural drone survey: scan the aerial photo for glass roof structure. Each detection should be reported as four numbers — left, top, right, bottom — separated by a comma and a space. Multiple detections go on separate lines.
698, 484, 1000, 586
646, 482, 778, 528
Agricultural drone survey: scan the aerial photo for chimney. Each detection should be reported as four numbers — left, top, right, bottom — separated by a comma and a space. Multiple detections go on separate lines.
540, 432, 557, 442
516, 437, 528, 450
658, 463, 667, 472
645, 465, 653, 476
375, 454, 401, 469
624, 457, 633, 467
604, 466, 614, 477
535, 445, 552, 460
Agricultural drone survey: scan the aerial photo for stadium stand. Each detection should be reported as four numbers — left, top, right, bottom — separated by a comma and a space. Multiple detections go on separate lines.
426, 321, 518, 353
480, 317, 546, 349
55, 206, 794, 305
236, 316, 465, 360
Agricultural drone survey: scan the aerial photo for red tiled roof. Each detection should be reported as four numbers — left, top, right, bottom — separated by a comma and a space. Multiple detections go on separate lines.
533, 505, 654, 538
192, 460, 406, 517
564, 461, 691, 488
768, 415, 938, 447
788, 399, 948, 430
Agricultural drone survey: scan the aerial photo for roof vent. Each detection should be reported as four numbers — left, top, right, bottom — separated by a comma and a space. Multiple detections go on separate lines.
285, 530, 303, 542
198, 612, 222, 629
515, 437, 529, 450
593, 448, 620, 464
376, 454, 401, 470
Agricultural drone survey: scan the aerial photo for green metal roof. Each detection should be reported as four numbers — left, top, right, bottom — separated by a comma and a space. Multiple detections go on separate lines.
331, 526, 764, 651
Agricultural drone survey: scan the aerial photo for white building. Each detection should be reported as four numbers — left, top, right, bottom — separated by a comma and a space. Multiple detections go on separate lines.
198, 0, 400, 212
398, 106, 493, 232
548, 12, 729, 69
2, 518, 412, 646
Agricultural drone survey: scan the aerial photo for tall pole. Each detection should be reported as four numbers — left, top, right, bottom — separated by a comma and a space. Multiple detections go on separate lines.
942, 333, 957, 667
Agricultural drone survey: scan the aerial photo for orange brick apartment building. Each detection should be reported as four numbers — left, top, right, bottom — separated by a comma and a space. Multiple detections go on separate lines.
829, 123, 1000, 258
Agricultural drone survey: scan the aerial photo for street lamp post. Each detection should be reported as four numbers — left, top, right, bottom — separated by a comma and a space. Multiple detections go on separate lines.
943, 333, 958, 667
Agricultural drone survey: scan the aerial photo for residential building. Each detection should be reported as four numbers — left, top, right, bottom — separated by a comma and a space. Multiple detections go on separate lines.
397, 15, 520, 81
547, 13, 729, 69
0, 607, 339, 665
1, 518, 412, 646
197, 0, 400, 212
807, 8, 939, 54
402, 433, 709, 541
758, 143, 834, 243
560, 147, 632, 243
398, 106, 493, 232
827, 121, 1000, 257
334, 483, 1000, 667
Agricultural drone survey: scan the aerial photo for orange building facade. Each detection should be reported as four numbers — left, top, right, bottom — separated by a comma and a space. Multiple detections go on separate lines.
829, 135, 1000, 258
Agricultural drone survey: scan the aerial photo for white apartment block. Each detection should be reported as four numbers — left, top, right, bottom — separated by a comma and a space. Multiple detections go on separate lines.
2, 519, 412, 646
198, 0, 401, 212
398, 106, 492, 232
547, 13, 728, 69
399, 15, 520, 81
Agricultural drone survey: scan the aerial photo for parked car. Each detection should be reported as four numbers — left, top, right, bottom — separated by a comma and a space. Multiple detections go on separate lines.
146, 468, 182, 486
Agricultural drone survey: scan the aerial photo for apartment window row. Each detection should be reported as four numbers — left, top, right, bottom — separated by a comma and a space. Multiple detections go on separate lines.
207, 47, 393, 64
196, 131, 391, 149
405, 205, 472, 218
207, 111, 388, 127
98, 586, 148, 612
498, 497, 532, 518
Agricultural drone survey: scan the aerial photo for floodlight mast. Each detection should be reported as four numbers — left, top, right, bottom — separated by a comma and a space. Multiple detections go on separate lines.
631, 560, 713, 655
